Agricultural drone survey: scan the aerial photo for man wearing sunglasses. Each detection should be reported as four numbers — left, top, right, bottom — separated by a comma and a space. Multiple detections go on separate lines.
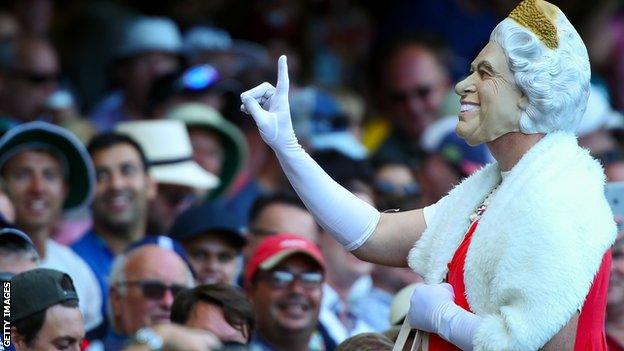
0, 37, 60, 125
106, 244, 195, 350
245, 233, 331, 351
369, 39, 451, 165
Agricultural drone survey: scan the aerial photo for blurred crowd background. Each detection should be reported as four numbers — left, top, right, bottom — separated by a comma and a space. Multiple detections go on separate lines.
1, 0, 624, 350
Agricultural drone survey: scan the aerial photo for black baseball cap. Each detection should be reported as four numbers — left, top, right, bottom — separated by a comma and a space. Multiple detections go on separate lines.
169, 203, 246, 248
0, 227, 36, 252
10, 268, 79, 322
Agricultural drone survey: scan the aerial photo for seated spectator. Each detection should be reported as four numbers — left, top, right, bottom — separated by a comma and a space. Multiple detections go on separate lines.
0, 227, 39, 276
245, 233, 332, 351
116, 119, 218, 234
312, 150, 376, 343
166, 102, 248, 201
245, 192, 320, 262
353, 263, 421, 333
72, 132, 156, 339
0, 37, 60, 125
335, 333, 393, 351
171, 284, 254, 345
170, 202, 246, 285
10, 268, 84, 351
105, 242, 195, 350
371, 156, 422, 211
90, 16, 182, 131
0, 122, 102, 332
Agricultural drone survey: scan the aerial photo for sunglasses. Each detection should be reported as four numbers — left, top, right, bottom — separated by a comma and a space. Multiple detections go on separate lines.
258, 270, 324, 290
161, 190, 197, 208
121, 280, 187, 299
375, 181, 420, 197
389, 86, 434, 103
13, 70, 59, 85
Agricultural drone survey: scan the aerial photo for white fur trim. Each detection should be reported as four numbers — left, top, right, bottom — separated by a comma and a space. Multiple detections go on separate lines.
408, 132, 616, 349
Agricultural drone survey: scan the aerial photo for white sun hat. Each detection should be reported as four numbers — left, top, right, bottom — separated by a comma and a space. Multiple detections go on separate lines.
115, 119, 218, 190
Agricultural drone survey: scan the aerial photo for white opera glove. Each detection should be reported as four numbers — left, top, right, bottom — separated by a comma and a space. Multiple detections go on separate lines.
240, 56, 297, 151
408, 283, 482, 351
240, 56, 380, 250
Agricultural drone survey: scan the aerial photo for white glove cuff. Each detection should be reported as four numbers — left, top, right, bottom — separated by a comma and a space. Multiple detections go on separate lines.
275, 143, 380, 251
440, 304, 481, 351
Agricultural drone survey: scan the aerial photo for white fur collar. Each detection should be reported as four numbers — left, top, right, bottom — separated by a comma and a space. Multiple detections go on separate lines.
408, 132, 616, 350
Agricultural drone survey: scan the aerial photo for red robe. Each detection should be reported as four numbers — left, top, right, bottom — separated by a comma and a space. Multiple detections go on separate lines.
428, 220, 612, 350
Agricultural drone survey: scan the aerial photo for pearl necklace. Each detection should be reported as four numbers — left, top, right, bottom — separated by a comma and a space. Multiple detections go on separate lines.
469, 186, 499, 223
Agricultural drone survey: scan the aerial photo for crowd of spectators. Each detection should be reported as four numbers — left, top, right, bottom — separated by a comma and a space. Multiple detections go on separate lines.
1, 0, 624, 350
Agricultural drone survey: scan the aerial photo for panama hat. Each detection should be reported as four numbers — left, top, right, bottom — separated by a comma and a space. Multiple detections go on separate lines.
115, 119, 218, 190
0, 121, 94, 210
116, 16, 182, 59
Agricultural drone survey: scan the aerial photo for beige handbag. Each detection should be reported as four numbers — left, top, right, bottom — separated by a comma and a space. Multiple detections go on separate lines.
392, 317, 429, 351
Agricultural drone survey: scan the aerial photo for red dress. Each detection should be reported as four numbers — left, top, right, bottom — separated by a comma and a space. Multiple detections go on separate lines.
428, 220, 612, 350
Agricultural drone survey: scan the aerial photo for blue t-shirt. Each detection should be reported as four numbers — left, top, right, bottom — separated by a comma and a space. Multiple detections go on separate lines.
71, 229, 116, 339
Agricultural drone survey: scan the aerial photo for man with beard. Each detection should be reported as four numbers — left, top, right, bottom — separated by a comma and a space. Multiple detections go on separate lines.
72, 132, 156, 338
245, 233, 328, 351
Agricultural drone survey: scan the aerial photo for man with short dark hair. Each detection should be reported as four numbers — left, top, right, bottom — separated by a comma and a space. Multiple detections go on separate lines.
171, 284, 254, 345
0, 122, 102, 333
246, 192, 320, 262
10, 268, 84, 351
72, 131, 156, 338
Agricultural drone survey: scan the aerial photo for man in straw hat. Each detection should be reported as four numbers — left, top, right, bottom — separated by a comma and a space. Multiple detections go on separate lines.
240, 0, 615, 349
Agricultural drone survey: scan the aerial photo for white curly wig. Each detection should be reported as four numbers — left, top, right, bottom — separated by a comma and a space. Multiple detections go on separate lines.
490, 11, 590, 134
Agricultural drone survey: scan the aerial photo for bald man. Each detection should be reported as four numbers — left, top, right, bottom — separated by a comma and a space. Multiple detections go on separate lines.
106, 244, 194, 349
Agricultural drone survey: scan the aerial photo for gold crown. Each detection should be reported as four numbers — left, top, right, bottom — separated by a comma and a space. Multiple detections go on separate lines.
508, 0, 559, 49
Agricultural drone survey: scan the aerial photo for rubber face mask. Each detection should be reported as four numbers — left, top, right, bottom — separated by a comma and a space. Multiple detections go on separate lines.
454, 41, 527, 146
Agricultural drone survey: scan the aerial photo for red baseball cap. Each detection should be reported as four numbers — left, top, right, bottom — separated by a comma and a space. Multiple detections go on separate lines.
245, 233, 325, 285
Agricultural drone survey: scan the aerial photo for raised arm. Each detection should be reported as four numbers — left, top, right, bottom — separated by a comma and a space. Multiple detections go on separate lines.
240, 56, 426, 267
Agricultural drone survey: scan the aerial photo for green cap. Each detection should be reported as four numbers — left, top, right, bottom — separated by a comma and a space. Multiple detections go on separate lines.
0, 122, 95, 211
9, 268, 79, 322
166, 103, 247, 199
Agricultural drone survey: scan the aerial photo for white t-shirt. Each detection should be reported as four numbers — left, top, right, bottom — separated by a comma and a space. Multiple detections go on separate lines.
41, 239, 103, 331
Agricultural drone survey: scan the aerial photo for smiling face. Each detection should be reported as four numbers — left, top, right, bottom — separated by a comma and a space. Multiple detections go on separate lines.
247, 254, 323, 338
184, 233, 240, 285
454, 42, 527, 146
91, 143, 156, 234
2, 150, 67, 233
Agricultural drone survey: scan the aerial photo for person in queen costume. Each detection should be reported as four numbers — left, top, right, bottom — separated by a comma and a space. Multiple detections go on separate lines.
240, 0, 616, 349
